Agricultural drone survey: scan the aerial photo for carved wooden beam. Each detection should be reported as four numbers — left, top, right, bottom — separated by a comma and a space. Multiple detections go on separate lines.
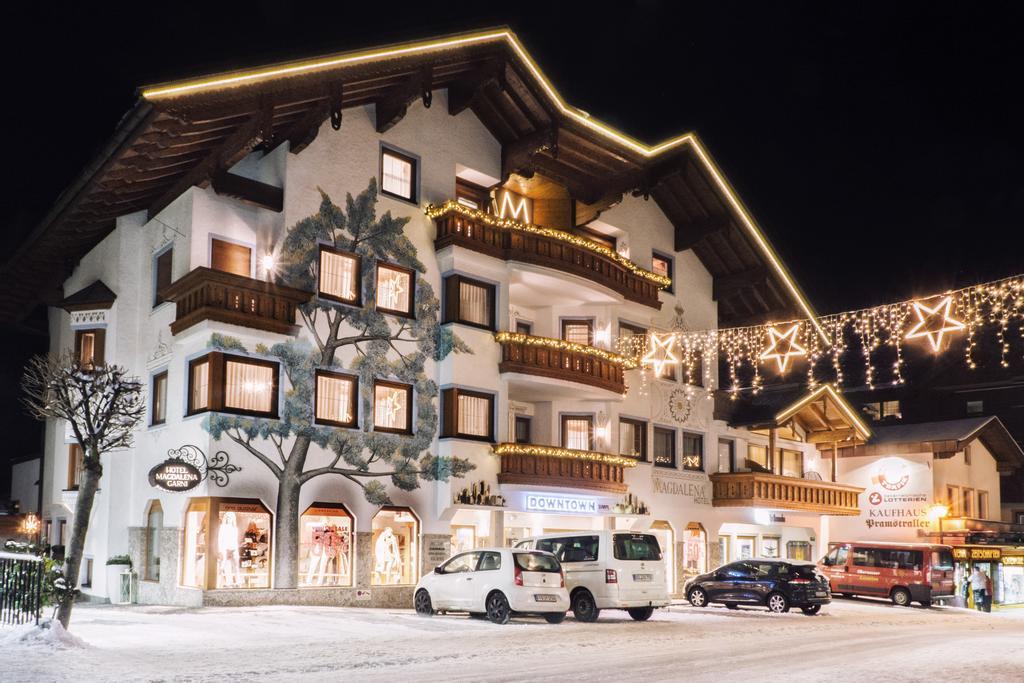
713, 266, 769, 301
375, 68, 432, 133
211, 171, 284, 212
675, 214, 731, 251
147, 103, 274, 220
501, 127, 558, 181
448, 59, 505, 116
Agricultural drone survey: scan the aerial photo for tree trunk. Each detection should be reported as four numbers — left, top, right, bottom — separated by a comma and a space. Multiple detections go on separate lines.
57, 450, 102, 629
273, 435, 311, 589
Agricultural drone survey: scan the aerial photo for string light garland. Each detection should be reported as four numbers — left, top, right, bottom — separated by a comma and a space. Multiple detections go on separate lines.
631, 273, 1024, 395
494, 332, 638, 368
492, 442, 640, 468
424, 201, 672, 288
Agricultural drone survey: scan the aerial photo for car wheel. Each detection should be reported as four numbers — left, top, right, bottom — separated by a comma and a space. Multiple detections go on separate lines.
627, 606, 655, 621
571, 590, 601, 622
725, 602, 739, 610
766, 592, 790, 613
486, 592, 511, 625
891, 588, 912, 607
687, 587, 708, 608
414, 589, 433, 616
801, 605, 821, 615
544, 612, 567, 624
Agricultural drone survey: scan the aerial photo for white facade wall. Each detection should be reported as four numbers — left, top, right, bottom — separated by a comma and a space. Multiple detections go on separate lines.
42, 90, 826, 604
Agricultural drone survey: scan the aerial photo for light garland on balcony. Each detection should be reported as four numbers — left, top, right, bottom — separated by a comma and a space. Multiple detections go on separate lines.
424, 201, 672, 288
493, 443, 640, 468
643, 273, 1024, 395
495, 332, 639, 368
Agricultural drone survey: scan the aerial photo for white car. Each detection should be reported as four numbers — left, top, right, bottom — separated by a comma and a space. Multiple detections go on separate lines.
517, 531, 670, 622
414, 547, 569, 624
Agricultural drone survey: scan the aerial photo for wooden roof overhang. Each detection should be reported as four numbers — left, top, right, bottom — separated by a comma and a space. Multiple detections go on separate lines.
0, 28, 824, 338
772, 384, 873, 447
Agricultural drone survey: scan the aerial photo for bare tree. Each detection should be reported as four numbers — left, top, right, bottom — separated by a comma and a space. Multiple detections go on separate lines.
23, 351, 145, 629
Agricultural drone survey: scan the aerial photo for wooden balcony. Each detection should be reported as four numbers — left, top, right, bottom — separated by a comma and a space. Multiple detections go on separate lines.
428, 202, 667, 309
162, 267, 312, 336
496, 333, 633, 396
710, 472, 863, 516
494, 443, 637, 494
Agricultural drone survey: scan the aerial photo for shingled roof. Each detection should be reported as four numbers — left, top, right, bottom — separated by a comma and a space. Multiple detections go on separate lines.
0, 28, 823, 337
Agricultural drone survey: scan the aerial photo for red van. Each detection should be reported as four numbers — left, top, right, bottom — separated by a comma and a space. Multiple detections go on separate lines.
818, 542, 955, 607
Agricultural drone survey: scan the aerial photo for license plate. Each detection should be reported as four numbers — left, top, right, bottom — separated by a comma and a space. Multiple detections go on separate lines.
534, 594, 557, 602
815, 591, 827, 597
633, 574, 652, 582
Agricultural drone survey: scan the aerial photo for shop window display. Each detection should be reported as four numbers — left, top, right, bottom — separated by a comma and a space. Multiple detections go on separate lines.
371, 507, 419, 586
787, 541, 812, 561
300, 503, 354, 587
761, 536, 780, 559
735, 535, 756, 561
682, 522, 707, 577
180, 497, 271, 590
451, 525, 476, 555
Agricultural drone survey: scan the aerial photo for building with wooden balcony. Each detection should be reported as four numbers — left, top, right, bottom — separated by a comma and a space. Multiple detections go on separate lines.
22, 29, 859, 606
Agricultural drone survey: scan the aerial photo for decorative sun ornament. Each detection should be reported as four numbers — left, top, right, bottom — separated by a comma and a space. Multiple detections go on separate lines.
905, 295, 966, 352
641, 333, 680, 377
760, 323, 807, 373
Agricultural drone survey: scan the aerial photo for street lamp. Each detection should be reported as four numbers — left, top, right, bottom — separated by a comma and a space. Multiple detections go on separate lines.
928, 504, 950, 544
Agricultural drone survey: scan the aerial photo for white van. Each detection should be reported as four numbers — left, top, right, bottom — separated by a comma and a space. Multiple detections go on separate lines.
516, 530, 670, 621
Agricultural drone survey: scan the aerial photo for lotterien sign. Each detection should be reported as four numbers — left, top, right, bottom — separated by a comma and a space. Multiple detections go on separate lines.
148, 460, 201, 492
524, 493, 598, 514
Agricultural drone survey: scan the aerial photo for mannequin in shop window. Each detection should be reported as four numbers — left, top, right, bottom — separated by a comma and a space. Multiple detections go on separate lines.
218, 512, 240, 588
374, 527, 402, 585
306, 519, 351, 586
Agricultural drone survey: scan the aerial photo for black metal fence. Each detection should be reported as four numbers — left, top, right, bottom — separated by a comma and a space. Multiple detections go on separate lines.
0, 551, 44, 625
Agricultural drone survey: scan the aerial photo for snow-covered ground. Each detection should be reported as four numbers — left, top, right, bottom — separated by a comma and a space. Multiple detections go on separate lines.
4, 599, 1023, 682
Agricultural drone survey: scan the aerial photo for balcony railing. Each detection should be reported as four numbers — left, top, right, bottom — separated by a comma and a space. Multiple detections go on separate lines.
710, 472, 863, 516
495, 333, 634, 395
162, 267, 312, 336
493, 443, 637, 494
427, 202, 668, 309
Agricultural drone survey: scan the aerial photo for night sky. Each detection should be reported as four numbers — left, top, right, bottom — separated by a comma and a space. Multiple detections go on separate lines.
2, 2, 1022, 474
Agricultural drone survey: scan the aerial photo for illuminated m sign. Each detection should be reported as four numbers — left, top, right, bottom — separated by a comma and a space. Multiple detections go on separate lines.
492, 190, 532, 224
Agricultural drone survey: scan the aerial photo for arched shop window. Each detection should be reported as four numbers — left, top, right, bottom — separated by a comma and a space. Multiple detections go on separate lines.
371, 507, 419, 586
181, 497, 272, 590
650, 521, 675, 595
144, 500, 163, 582
683, 523, 708, 578
300, 503, 354, 587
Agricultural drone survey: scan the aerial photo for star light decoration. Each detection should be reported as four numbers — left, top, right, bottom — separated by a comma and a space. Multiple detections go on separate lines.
759, 323, 807, 373
640, 332, 680, 377
904, 295, 966, 352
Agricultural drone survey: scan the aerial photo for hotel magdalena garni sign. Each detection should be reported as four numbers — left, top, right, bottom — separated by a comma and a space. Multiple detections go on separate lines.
148, 459, 202, 492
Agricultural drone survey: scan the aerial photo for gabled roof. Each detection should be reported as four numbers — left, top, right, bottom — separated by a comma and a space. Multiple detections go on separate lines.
59, 280, 116, 312
0, 29, 824, 336
864, 415, 1024, 472
718, 383, 871, 444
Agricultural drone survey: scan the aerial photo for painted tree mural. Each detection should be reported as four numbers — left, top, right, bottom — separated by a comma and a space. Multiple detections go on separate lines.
205, 179, 473, 588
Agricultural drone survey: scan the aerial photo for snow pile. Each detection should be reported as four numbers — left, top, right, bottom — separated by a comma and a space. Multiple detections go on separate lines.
1, 618, 90, 650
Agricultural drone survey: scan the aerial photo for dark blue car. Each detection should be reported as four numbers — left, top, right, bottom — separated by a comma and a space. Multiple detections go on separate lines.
685, 559, 831, 614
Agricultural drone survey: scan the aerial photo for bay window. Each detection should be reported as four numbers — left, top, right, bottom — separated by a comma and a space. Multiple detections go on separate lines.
376, 263, 415, 317
561, 415, 594, 450
187, 353, 279, 418
315, 371, 358, 428
318, 246, 361, 305
441, 388, 495, 441
374, 381, 413, 434
443, 275, 495, 330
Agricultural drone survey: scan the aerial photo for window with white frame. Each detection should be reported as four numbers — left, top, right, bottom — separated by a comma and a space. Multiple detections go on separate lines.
318, 246, 360, 304
381, 148, 417, 202
315, 371, 358, 428
376, 263, 414, 316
